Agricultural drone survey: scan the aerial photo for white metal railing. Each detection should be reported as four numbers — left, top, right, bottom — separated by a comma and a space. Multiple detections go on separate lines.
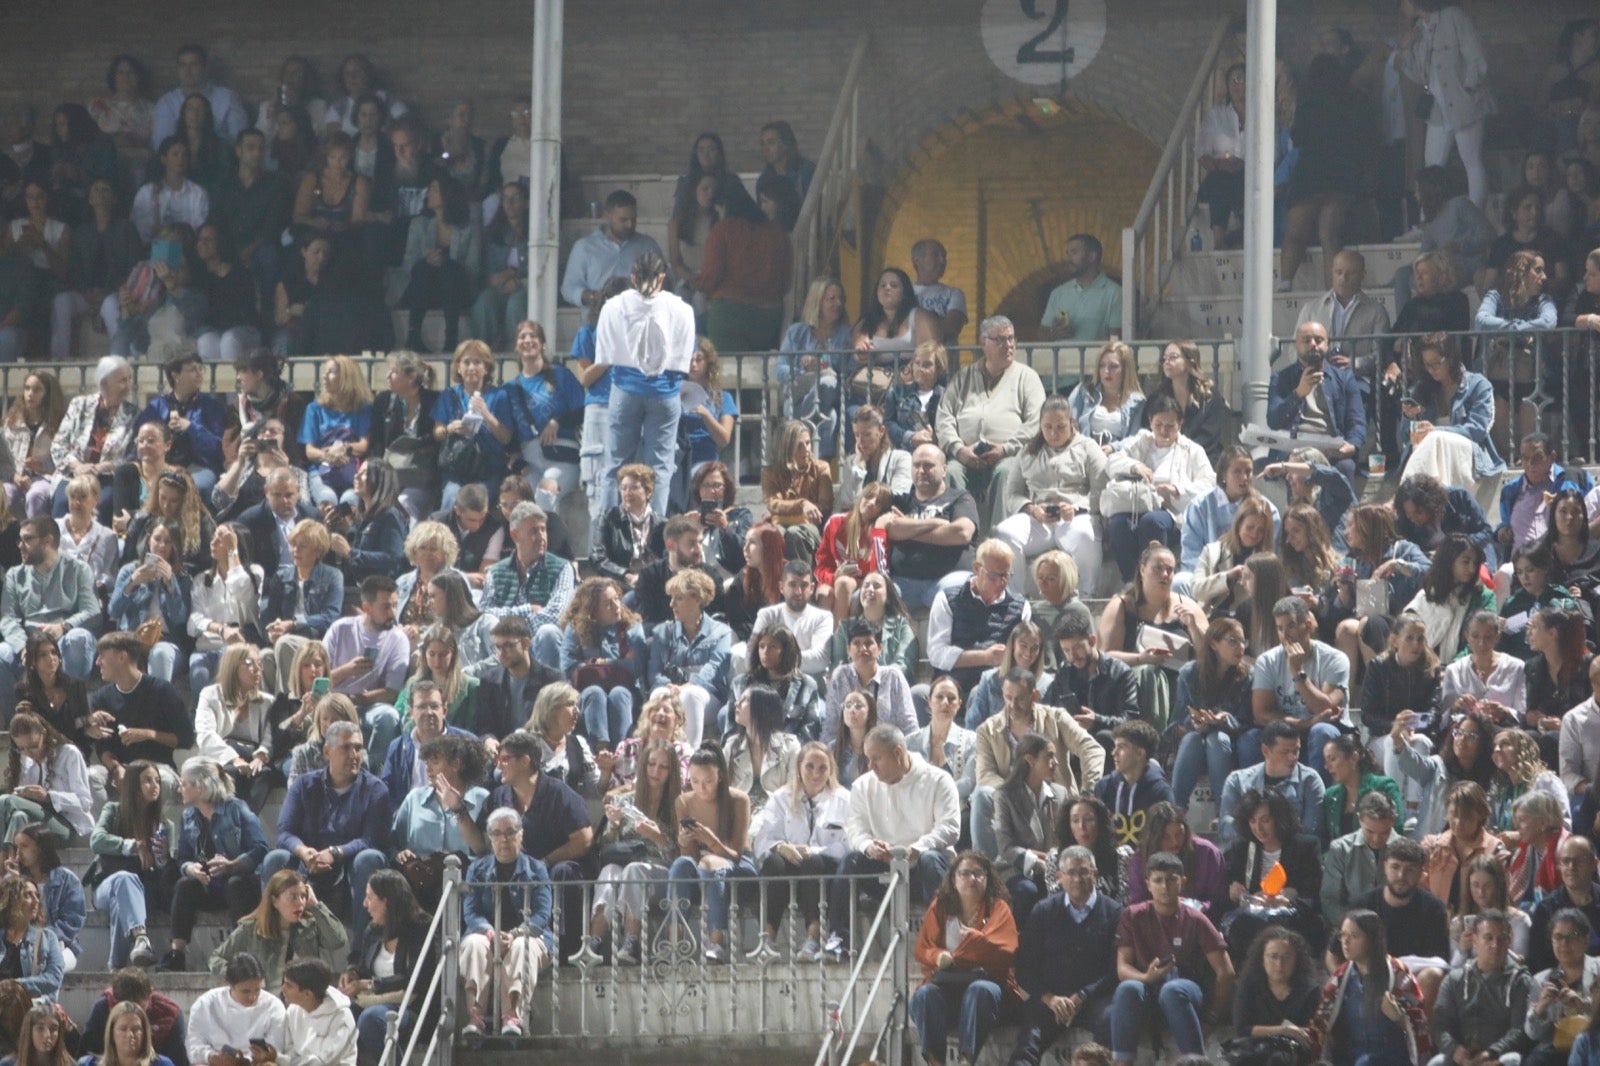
789, 34, 871, 318
1120, 18, 1232, 340
813, 851, 910, 1066
380, 855, 461, 1066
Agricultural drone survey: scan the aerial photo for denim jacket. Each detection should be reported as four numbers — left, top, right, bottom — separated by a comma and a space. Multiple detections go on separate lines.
107, 562, 191, 640
1066, 382, 1145, 446
41, 867, 85, 957
0, 924, 64, 999
646, 615, 733, 704
261, 563, 345, 638
178, 797, 269, 872
462, 852, 554, 954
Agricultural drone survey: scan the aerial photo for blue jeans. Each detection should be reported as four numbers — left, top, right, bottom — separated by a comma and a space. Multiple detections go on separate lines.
1172, 730, 1236, 807
579, 685, 634, 748
356, 1004, 412, 1066
146, 641, 178, 684
910, 979, 1002, 1063
1107, 510, 1180, 581
969, 786, 998, 860
667, 854, 756, 935
532, 624, 563, 672
1237, 722, 1341, 776
0, 627, 97, 724
95, 871, 147, 968
1110, 976, 1205, 1059
893, 571, 970, 611
261, 847, 388, 936
190, 650, 221, 694
604, 388, 682, 519
362, 704, 401, 773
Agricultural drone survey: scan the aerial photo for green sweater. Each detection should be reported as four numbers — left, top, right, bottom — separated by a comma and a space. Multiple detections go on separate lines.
1323, 770, 1404, 845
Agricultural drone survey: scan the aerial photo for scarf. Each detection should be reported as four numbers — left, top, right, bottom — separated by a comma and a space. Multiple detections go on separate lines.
1508, 826, 1568, 905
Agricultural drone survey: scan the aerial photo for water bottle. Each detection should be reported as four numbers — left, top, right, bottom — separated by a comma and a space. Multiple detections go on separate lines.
151, 824, 170, 865
1189, 227, 1203, 253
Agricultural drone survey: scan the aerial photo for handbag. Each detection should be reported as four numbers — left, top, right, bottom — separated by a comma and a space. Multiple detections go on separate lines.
1413, 90, 1436, 122
929, 966, 990, 992
1098, 477, 1164, 518
595, 837, 657, 868
848, 364, 894, 402
1220, 1034, 1312, 1066
572, 662, 635, 694
133, 617, 164, 650
1486, 336, 1536, 385
438, 433, 485, 482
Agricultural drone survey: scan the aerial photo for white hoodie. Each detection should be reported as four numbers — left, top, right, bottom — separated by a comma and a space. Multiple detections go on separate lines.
187, 985, 287, 1065
594, 288, 696, 379
281, 986, 358, 1066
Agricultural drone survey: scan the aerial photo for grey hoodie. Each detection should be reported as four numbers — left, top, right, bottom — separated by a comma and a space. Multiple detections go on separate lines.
1431, 957, 1536, 1061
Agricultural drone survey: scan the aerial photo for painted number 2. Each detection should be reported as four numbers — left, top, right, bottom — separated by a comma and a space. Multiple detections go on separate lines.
1016, 0, 1072, 66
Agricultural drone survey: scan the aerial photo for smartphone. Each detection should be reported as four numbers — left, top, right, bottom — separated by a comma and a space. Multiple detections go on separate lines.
1158, 954, 1176, 968
221, 1048, 241, 1060
973, 440, 995, 456
1411, 712, 1435, 731
362, 645, 379, 661
680, 817, 701, 830
1399, 395, 1418, 408
312, 677, 331, 697
144, 552, 162, 567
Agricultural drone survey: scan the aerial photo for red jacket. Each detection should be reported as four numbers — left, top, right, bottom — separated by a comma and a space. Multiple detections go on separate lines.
814, 512, 885, 586
913, 897, 1023, 1001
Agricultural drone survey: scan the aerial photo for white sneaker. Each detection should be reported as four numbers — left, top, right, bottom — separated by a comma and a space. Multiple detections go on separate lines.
500, 1013, 523, 1037
129, 935, 156, 967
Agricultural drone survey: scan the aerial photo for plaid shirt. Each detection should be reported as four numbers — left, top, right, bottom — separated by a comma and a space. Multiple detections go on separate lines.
481, 551, 575, 630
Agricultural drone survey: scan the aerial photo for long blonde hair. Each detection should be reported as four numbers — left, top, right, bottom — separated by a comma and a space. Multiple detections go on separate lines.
413, 624, 465, 710
1096, 340, 1140, 404
787, 741, 840, 814
317, 355, 373, 412
842, 483, 891, 569
287, 641, 329, 699
217, 644, 263, 716
800, 275, 848, 335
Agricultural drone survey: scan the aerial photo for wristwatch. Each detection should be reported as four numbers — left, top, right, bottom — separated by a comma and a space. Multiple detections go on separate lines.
1293, 671, 1309, 684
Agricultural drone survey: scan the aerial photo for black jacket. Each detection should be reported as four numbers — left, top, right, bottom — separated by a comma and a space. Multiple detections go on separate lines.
473, 660, 562, 738
368, 389, 440, 463
350, 920, 439, 1033
1014, 890, 1121, 1003
236, 498, 319, 573
1043, 655, 1139, 734
1392, 486, 1498, 567
594, 507, 663, 581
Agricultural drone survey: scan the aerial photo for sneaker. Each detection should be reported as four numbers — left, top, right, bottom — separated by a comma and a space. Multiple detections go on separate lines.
500, 1014, 523, 1037
823, 933, 848, 962
797, 936, 823, 963
155, 948, 186, 973
618, 935, 642, 966
705, 940, 726, 964
129, 935, 156, 967
463, 1006, 485, 1037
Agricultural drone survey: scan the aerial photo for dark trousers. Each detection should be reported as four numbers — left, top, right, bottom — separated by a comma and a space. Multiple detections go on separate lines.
171, 871, 261, 941
827, 850, 950, 940
757, 851, 836, 930
401, 258, 471, 352
1006, 992, 1113, 1066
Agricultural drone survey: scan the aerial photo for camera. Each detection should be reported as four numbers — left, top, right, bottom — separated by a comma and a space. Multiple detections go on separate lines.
1043, 503, 1061, 519
697, 500, 718, 518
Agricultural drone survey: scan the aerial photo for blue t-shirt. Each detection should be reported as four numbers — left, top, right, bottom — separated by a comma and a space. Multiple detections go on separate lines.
571, 325, 610, 407
430, 385, 517, 475
510, 367, 586, 440
685, 389, 738, 465
299, 401, 372, 492
611, 366, 684, 399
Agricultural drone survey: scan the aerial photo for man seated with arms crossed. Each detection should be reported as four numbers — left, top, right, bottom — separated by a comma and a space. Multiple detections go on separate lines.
0, 517, 101, 723
824, 723, 960, 961
261, 720, 392, 932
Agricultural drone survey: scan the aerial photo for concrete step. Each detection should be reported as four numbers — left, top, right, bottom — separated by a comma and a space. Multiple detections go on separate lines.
61, 970, 216, 1022
75, 913, 238, 971
1165, 240, 1421, 297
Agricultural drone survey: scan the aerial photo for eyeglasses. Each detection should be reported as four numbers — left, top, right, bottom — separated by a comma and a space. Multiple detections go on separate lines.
1450, 727, 1481, 739
488, 829, 520, 840
493, 641, 525, 653
955, 868, 988, 880
981, 565, 1012, 583
1220, 636, 1247, 647
1422, 359, 1446, 370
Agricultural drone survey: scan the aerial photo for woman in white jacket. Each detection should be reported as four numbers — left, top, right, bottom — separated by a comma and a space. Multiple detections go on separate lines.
1189, 495, 1275, 613
1399, 0, 1494, 207
994, 395, 1107, 598
751, 741, 850, 962
187, 953, 288, 1066
188, 523, 264, 693
1102, 395, 1216, 581
0, 709, 92, 844
194, 645, 279, 810
280, 958, 358, 1066
596, 250, 697, 519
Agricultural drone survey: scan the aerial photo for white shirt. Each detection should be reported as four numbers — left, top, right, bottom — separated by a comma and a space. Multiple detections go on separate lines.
845, 754, 961, 857
131, 180, 210, 244
1439, 653, 1526, 716
914, 282, 968, 319
1560, 698, 1600, 798
281, 987, 357, 1066
751, 602, 834, 677
18, 744, 92, 837
1196, 102, 1245, 161
189, 563, 264, 652
927, 584, 1032, 672
150, 83, 249, 148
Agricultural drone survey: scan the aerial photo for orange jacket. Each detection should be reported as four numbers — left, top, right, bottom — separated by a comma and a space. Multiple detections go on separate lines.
913, 896, 1023, 1001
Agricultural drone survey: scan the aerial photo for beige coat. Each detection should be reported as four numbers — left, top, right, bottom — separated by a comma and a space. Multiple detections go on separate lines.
973, 703, 1104, 794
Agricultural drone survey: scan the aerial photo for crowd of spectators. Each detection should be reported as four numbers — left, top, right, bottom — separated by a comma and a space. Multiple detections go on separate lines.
2, 14, 1600, 1066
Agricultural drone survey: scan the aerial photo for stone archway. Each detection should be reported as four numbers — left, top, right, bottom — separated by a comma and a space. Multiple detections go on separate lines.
872, 94, 1161, 344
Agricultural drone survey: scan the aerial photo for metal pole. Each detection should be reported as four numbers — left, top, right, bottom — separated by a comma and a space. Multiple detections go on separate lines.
888, 851, 911, 1066
439, 856, 462, 1066
527, 0, 564, 334
1240, 0, 1277, 425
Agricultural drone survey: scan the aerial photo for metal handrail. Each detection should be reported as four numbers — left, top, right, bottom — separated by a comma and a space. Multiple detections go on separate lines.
789, 35, 871, 315
812, 852, 909, 1066
380, 855, 461, 1066
1120, 17, 1232, 339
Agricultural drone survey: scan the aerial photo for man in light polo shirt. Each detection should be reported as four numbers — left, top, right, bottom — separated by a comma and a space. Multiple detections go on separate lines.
1041, 235, 1123, 342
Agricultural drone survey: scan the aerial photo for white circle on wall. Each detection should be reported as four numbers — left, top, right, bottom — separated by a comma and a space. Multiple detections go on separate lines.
981, 0, 1108, 86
